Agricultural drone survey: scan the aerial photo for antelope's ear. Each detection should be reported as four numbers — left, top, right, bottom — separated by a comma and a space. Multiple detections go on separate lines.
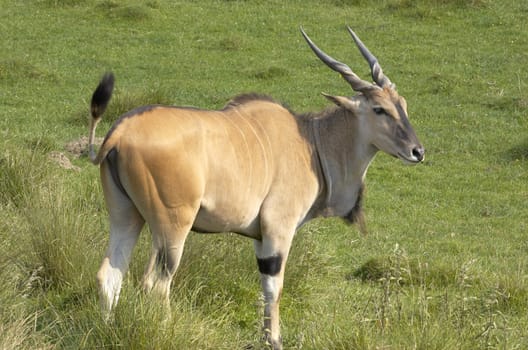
322, 93, 360, 111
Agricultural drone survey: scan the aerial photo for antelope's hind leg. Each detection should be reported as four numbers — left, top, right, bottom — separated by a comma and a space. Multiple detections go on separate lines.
96, 162, 145, 318
141, 205, 197, 308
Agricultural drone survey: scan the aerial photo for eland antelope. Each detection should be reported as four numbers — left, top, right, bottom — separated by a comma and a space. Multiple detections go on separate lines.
89, 27, 424, 349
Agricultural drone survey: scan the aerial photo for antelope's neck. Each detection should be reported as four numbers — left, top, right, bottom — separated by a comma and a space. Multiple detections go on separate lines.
311, 114, 377, 219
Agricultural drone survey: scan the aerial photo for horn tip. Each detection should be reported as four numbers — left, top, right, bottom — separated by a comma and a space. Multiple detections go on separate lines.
346, 26, 360, 41
299, 26, 309, 38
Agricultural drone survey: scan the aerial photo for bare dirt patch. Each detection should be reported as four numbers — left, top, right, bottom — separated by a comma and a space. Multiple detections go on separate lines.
64, 136, 104, 158
48, 136, 104, 171
48, 151, 80, 171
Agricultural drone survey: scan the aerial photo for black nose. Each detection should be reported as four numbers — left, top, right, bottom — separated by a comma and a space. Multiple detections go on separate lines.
412, 146, 425, 162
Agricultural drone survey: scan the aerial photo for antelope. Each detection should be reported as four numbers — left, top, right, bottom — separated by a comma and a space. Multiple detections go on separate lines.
89, 27, 424, 349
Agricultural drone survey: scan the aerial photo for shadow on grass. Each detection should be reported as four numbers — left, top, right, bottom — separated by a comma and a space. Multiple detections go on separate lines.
248, 66, 289, 80
505, 139, 528, 162
0, 59, 58, 83
349, 255, 459, 288
95, 0, 160, 21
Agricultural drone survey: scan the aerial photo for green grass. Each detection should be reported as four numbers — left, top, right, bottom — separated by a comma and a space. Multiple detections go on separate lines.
1, 0, 527, 348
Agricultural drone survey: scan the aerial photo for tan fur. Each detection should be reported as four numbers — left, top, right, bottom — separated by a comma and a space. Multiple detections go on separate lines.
97, 102, 319, 237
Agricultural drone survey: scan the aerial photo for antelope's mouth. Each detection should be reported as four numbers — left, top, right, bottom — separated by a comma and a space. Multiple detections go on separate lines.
397, 151, 424, 165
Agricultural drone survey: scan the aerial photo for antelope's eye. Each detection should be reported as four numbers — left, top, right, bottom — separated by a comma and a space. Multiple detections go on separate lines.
373, 107, 386, 115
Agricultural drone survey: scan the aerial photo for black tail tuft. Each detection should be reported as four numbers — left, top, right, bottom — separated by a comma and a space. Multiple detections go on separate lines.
91, 72, 115, 119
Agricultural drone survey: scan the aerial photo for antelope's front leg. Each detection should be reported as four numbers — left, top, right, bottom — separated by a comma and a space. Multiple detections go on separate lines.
259, 264, 284, 349
254, 236, 293, 350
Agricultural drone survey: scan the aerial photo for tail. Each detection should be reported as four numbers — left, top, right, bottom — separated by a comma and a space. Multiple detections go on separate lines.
89, 72, 115, 164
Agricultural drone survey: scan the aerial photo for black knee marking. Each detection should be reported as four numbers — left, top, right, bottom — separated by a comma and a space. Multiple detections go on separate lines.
257, 255, 282, 276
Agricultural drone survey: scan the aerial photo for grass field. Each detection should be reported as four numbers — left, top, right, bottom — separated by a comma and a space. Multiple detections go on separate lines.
1, 0, 527, 349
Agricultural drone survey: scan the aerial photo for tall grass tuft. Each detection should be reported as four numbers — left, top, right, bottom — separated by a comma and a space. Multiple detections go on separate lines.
0, 150, 48, 208
0, 311, 54, 350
